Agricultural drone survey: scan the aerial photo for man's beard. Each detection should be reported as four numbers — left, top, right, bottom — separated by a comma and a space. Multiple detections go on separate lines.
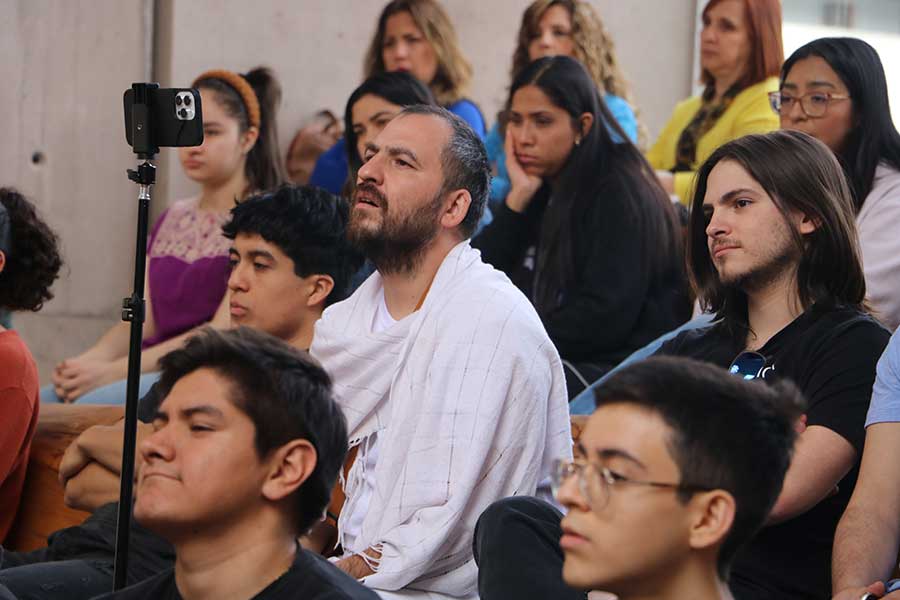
718, 227, 800, 295
347, 182, 444, 276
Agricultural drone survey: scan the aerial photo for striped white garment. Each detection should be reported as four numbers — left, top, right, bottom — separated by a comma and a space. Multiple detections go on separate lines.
311, 241, 572, 598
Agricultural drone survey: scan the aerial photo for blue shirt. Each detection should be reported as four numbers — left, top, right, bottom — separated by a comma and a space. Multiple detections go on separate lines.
485, 93, 639, 205
866, 326, 900, 426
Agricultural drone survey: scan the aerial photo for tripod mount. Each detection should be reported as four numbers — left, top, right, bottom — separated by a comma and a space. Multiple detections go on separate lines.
112, 83, 159, 591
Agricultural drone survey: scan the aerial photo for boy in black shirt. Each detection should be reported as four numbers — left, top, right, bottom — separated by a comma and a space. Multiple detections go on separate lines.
91, 327, 376, 600
473, 131, 890, 600
555, 356, 802, 600
0, 186, 362, 599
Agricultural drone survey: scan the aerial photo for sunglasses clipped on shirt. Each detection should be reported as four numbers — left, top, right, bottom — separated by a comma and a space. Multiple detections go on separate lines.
728, 351, 768, 380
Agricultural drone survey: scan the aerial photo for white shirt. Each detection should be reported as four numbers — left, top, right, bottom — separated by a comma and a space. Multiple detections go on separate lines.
341, 291, 397, 554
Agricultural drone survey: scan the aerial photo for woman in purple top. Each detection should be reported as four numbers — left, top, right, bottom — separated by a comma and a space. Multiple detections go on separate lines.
43, 67, 285, 404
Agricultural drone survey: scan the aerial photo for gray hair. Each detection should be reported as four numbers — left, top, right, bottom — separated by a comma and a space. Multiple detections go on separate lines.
399, 104, 490, 237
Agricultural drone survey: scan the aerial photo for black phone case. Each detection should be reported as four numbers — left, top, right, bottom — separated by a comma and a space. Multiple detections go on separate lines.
123, 87, 204, 148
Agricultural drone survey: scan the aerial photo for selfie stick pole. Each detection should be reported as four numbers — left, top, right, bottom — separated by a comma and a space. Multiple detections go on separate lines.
113, 83, 159, 591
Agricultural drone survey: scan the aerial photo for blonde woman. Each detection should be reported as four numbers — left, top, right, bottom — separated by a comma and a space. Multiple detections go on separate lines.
310, 0, 485, 195
487, 0, 642, 205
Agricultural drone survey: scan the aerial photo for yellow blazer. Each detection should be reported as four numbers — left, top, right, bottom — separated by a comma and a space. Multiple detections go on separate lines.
646, 77, 780, 204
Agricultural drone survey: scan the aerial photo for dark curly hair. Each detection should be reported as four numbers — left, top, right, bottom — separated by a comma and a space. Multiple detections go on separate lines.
0, 188, 63, 311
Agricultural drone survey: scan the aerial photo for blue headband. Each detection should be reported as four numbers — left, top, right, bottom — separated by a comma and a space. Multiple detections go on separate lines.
0, 202, 10, 258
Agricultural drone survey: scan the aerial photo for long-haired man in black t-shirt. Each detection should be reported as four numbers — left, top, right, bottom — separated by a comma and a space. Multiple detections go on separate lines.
660, 129, 891, 599
473, 130, 891, 600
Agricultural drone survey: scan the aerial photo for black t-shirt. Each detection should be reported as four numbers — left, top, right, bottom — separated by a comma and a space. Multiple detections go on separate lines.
657, 304, 890, 600
45, 383, 173, 584
91, 549, 381, 600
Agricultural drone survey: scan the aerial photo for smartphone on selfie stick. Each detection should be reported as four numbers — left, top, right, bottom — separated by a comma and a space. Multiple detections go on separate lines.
113, 83, 203, 591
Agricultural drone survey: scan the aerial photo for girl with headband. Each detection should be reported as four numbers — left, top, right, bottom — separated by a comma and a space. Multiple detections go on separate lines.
44, 66, 285, 404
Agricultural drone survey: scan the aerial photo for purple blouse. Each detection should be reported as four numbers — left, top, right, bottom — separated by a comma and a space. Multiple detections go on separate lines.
143, 198, 231, 349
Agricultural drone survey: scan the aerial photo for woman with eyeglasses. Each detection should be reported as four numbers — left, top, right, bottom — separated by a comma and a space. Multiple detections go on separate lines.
647, 0, 782, 204
773, 37, 900, 330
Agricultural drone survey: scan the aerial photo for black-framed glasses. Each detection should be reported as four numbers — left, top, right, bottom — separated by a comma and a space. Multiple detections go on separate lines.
551, 459, 711, 511
768, 90, 851, 118
728, 351, 768, 380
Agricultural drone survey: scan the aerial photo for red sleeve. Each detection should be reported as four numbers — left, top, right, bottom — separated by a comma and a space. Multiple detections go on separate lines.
0, 386, 37, 484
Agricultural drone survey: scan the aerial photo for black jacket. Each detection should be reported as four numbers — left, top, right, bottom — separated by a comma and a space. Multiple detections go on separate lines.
473, 177, 690, 368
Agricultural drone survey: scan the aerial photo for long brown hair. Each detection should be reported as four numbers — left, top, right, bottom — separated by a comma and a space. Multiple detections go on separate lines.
512, 57, 683, 320
701, 0, 783, 89
687, 130, 866, 340
511, 0, 646, 146
363, 0, 473, 106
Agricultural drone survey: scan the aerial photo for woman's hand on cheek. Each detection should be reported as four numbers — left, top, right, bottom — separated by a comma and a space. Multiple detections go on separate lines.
504, 129, 543, 213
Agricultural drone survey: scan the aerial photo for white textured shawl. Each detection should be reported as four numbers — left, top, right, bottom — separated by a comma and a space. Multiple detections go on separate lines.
310, 241, 571, 597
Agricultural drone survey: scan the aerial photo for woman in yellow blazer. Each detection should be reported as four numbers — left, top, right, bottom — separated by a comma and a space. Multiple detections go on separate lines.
648, 0, 783, 204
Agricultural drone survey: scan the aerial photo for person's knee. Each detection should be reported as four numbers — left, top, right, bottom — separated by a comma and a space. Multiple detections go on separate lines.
39, 384, 62, 404
474, 496, 560, 562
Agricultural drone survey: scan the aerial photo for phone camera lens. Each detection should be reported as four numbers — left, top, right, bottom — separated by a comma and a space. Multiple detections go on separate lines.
184, 95, 192, 106
179, 108, 187, 118
176, 96, 183, 106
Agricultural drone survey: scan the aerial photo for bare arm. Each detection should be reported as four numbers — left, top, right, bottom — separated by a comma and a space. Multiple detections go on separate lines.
59, 418, 154, 506
53, 271, 157, 400
63, 271, 158, 365
335, 549, 379, 580
63, 462, 122, 512
59, 418, 154, 479
832, 423, 900, 593
112, 289, 231, 376
55, 290, 229, 401
766, 425, 856, 524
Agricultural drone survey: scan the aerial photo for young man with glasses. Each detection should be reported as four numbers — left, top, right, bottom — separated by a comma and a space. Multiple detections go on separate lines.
475, 131, 890, 600
554, 356, 802, 600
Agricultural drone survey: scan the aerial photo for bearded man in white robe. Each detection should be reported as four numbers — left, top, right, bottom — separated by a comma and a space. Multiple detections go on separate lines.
310, 105, 571, 600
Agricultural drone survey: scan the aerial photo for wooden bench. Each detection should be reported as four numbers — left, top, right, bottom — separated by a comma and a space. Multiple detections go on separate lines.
5, 405, 124, 551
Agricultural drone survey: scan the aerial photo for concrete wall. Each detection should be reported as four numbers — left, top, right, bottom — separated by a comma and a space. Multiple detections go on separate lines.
3, 0, 697, 384
0, 0, 153, 383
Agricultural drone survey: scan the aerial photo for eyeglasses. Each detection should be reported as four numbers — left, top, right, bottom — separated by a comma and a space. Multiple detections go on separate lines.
551, 459, 711, 511
768, 91, 851, 118
728, 351, 768, 380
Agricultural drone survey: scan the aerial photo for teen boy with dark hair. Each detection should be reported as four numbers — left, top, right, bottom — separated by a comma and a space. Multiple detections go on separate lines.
555, 356, 802, 600
90, 327, 377, 600
0, 185, 361, 599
